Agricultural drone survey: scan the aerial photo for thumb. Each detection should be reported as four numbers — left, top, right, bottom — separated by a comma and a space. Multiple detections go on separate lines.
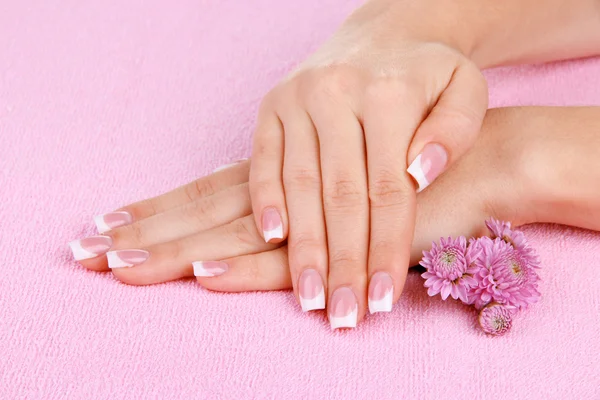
407, 61, 488, 192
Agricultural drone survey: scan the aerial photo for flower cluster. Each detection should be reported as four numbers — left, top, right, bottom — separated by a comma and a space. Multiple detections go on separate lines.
420, 218, 541, 336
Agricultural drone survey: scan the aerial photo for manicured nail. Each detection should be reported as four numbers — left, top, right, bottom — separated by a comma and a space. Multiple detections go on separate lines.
94, 211, 132, 234
298, 269, 325, 311
213, 158, 248, 173
368, 272, 394, 314
68, 235, 112, 261
407, 143, 448, 193
329, 287, 358, 330
262, 207, 283, 243
106, 249, 149, 269
192, 261, 229, 277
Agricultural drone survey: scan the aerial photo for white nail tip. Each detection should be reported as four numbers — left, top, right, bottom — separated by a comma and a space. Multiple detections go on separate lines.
368, 289, 393, 314
213, 158, 248, 173
68, 240, 99, 261
300, 287, 326, 312
407, 154, 430, 193
106, 251, 133, 269
93, 211, 130, 234
192, 262, 226, 277
94, 214, 111, 234
330, 306, 358, 330
263, 225, 283, 243
213, 163, 237, 173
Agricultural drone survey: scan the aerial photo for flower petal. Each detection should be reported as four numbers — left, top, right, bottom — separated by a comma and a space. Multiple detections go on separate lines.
440, 283, 451, 300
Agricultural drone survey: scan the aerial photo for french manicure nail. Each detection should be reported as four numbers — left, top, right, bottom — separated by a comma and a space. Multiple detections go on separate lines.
94, 211, 132, 234
68, 235, 113, 261
407, 143, 448, 193
262, 207, 283, 243
213, 158, 248, 173
192, 261, 229, 277
299, 269, 325, 311
106, 249, 149, 269
329, 287, 358, 330
368, 272, 394, 314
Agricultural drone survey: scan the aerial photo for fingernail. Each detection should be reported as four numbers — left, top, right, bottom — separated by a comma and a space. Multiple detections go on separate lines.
192, 261, 229, 277
68, 235, 112, 261
262, 207, 283, 243
329, 287, 358, 330
368, 272, 394, 314
213, 158, 248, 173
94, 211, 132, 234
407, 143, 448, 193
298, 269, 325, 311
106, 249, 149, 269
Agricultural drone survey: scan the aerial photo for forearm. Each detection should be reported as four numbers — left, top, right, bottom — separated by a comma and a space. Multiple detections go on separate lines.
364, 0, 600, 68
464, 0, 600, 67
505, 107, 600, 231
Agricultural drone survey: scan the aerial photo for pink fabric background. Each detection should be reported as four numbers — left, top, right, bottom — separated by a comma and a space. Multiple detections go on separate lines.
1, 1, 599, 398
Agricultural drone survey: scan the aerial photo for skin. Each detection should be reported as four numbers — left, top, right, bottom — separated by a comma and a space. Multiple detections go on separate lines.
247, 0, 600, 325
78, 107, 600, 298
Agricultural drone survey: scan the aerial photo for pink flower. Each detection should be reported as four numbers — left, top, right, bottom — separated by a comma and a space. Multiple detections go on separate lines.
478, 303, 514, 336
468, 237, 541, 310
420, 237, 479, 303
485, 218, 540, 269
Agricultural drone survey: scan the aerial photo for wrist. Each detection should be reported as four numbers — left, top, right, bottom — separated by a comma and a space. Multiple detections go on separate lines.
378, 0, 600, 69
489, 107, 600, 231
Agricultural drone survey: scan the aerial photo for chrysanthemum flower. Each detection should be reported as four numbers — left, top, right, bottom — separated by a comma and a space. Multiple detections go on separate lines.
485, 218, 540, 269
478, 303, 514, 335
468, 237, 541, 309
420, 237, 479, 303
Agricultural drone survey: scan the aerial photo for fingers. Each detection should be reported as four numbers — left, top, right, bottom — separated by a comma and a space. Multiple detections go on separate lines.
407, 61, 488, 192
281, 107, 328, 312
249, 102, 288, 244
362, 80, 421, 314
94, 161, 250, 233
108, 215, 278, 286
76, 183, 253, 272
198, 247, 291, 292
309, 93, 369, 330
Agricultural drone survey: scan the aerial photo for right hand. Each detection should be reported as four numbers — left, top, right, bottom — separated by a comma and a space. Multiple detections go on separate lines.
248, 0, 488, 326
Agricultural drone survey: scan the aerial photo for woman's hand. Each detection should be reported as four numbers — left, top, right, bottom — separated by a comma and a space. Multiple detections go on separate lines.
248, 0, 488, 327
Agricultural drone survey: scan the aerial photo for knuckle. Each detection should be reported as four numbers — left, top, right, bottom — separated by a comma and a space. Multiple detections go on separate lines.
289, 234, 325, 269
368, 174, 411, 209
127, 199, 158, 220
365, 78, 411, 103
188, 197, 217, 226
324, 177, 366, 210
258, 88, 280, 114
166, 239, 183, 261
189, 177, 216, 200
283, 167, 321, 193
227, 218, 261, 248
309, 66, 355, 101
251, 134, 280, 159
249, 179, 279, 205
112, 222, 145, 247
370, 240, 407, 270
329, 248, 362, 269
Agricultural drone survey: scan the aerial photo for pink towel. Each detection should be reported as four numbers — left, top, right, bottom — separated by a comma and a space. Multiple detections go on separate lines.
1, 0, 599, 398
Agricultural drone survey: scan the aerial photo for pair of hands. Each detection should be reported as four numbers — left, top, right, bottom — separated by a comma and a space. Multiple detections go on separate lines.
74, 0, 600, 328
76, 108, 535, 326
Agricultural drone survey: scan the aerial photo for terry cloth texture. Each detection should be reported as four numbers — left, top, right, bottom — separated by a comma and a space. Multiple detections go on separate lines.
1, 1, 599, 398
